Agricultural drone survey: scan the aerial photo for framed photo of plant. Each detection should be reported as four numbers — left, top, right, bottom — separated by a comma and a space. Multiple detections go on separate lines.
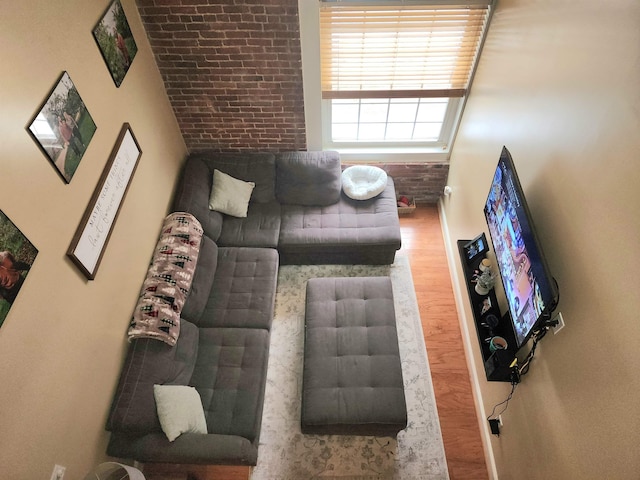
27, 71, 97, 183
0, 210, 38, 328
93, 0, 138, 87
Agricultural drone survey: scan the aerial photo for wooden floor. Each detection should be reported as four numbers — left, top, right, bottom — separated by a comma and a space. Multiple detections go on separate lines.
145, 205, 488, 480
400, 206, 488, 480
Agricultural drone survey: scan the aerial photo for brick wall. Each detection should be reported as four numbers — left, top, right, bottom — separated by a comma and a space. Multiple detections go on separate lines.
135, 0, 447, 204
344, 162, 449, 205
136, 0, 306, 152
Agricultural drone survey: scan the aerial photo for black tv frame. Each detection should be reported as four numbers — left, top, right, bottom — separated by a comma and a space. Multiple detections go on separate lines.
483, 146, 559, 351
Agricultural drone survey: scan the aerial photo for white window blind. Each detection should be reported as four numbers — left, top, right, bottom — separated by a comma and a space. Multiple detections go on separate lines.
320, 3, 491, 99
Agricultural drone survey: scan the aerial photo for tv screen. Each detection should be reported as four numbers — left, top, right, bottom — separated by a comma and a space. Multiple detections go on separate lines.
484, 147, 559, 350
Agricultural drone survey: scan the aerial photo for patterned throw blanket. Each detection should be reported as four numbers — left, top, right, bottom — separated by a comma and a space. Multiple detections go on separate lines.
127, 212, 203, 346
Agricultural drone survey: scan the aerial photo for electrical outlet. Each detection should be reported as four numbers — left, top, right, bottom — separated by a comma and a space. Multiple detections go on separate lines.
50, 464, 65, 480
553, 312, 565, 334
498, 414, 503, 426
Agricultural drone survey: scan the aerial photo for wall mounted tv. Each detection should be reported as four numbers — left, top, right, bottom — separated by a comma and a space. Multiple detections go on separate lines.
484, 147, 559, 351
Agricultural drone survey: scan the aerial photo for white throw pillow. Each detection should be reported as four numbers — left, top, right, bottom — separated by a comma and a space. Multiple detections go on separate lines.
341, 165, 388, 200
153, 385, 207, 442
208, 169, 255, 217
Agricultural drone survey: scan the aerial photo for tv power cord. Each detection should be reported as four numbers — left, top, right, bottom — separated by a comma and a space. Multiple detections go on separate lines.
517, 314, 559, 377
486, 367, 519, 437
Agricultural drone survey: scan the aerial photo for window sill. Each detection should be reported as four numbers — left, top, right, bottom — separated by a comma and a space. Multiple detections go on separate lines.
332, 147, 450, 163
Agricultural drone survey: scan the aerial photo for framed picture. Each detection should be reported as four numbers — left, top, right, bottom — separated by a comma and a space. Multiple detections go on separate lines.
67, 124, 141, 280
463, 232, 489, 264
0, 211, 38, 328
27, 71, 97, 183
93, 0, 138, 87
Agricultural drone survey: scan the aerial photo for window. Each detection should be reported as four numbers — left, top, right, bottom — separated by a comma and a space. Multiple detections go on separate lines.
301, 1, 494, 161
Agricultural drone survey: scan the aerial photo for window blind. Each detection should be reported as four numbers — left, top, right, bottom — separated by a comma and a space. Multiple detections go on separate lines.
320, 3, 490, 99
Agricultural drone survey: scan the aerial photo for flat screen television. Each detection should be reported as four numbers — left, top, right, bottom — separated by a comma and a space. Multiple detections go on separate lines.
484, 147, 559, 351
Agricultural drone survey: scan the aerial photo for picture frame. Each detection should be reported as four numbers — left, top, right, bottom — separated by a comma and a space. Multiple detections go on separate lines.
463, 232, 489, 264
27, 71, 97, 183
93, 0, 138, 87
67, 124, 141, 280
0, 210, 38, 328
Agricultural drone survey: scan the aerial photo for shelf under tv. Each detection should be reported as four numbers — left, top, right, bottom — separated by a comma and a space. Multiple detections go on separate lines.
458, 239, 517, 382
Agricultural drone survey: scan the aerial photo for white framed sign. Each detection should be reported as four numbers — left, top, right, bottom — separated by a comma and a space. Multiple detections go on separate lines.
68, 123, 141, 280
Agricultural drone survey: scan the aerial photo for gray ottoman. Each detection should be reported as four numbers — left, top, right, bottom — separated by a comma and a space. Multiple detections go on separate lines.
301, 277, 407, 436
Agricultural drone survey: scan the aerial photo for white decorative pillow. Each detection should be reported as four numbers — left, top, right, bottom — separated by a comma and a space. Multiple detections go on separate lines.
341, 165, 388, 200
153, 385, 207, 442
208, 169, 255, 217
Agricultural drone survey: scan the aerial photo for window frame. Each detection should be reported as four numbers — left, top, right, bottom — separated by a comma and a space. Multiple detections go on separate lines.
299, 0, 495, 162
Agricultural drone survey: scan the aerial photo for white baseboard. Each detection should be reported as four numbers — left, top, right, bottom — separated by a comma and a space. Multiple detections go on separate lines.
437, 199, 499, 480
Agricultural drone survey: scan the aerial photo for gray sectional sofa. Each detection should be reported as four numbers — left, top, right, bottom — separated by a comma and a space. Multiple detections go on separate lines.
105, 151, 402, 466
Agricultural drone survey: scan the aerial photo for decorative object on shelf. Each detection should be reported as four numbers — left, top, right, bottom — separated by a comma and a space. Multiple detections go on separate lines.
67, 123, 141, 280
473, 267, 497, 295
481, 313, 499, 331
480, 297, 492, 315
481, 313, 500, 342
479, 258, 492, 273
27, 71, 97, 183
462, 232, 489, 264
489, 336, 508, 353
0, 211, 38, 328
93, 0, 138, 87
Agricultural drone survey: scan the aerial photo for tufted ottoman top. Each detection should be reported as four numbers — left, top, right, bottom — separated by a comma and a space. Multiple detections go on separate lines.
301, 276, 407, 436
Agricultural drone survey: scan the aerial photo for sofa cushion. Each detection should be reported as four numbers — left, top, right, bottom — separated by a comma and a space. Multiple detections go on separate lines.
190, 328, 271, 442
172, 156, 224, 242
275, 151, 342, 206
191, 152, 276, 204
278, 178, 402, 264
182, 235, 218, 323
198, 247, 279, 329
217, 201, 281, 249
153, 385, 208, 441
106, 320, 200, 434
209, 169, 255, 218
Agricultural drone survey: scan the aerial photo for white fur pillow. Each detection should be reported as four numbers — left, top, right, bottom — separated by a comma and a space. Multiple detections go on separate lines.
209, 169, 255, 217
341, 165, 388, 200
153, 385, 207, 442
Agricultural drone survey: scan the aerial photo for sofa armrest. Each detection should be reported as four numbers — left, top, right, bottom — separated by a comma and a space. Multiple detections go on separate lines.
107, 432, 258, 466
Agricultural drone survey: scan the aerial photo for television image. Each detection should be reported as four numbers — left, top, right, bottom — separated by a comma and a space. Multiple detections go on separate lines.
484, 147, 559, 350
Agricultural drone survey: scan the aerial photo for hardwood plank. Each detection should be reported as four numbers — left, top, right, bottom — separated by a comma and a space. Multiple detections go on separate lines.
399, 206, 489, 480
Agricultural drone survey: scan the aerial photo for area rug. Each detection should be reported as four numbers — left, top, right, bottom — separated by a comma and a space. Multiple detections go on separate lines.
250, 256, 449, 480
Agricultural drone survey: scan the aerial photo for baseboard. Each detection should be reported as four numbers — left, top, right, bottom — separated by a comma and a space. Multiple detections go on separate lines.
437, 199, 499, 480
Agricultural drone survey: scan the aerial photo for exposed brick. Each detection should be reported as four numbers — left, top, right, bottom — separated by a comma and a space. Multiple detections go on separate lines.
135, 0, 446, 200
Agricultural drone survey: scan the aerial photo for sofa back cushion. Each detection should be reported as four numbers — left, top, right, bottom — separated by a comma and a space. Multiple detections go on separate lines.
181, 235, 218, 323
106, 320, 200, 435
276, 151, 342, 206
192, 152, 276, 204
172, 156, 224, 241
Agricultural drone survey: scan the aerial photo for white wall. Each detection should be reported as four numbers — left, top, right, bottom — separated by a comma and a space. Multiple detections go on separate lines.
0, 1, 187, 478
442, 0, 640, 478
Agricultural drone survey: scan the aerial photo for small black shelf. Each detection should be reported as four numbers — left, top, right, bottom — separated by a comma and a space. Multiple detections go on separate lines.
458, 239, 517, 382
